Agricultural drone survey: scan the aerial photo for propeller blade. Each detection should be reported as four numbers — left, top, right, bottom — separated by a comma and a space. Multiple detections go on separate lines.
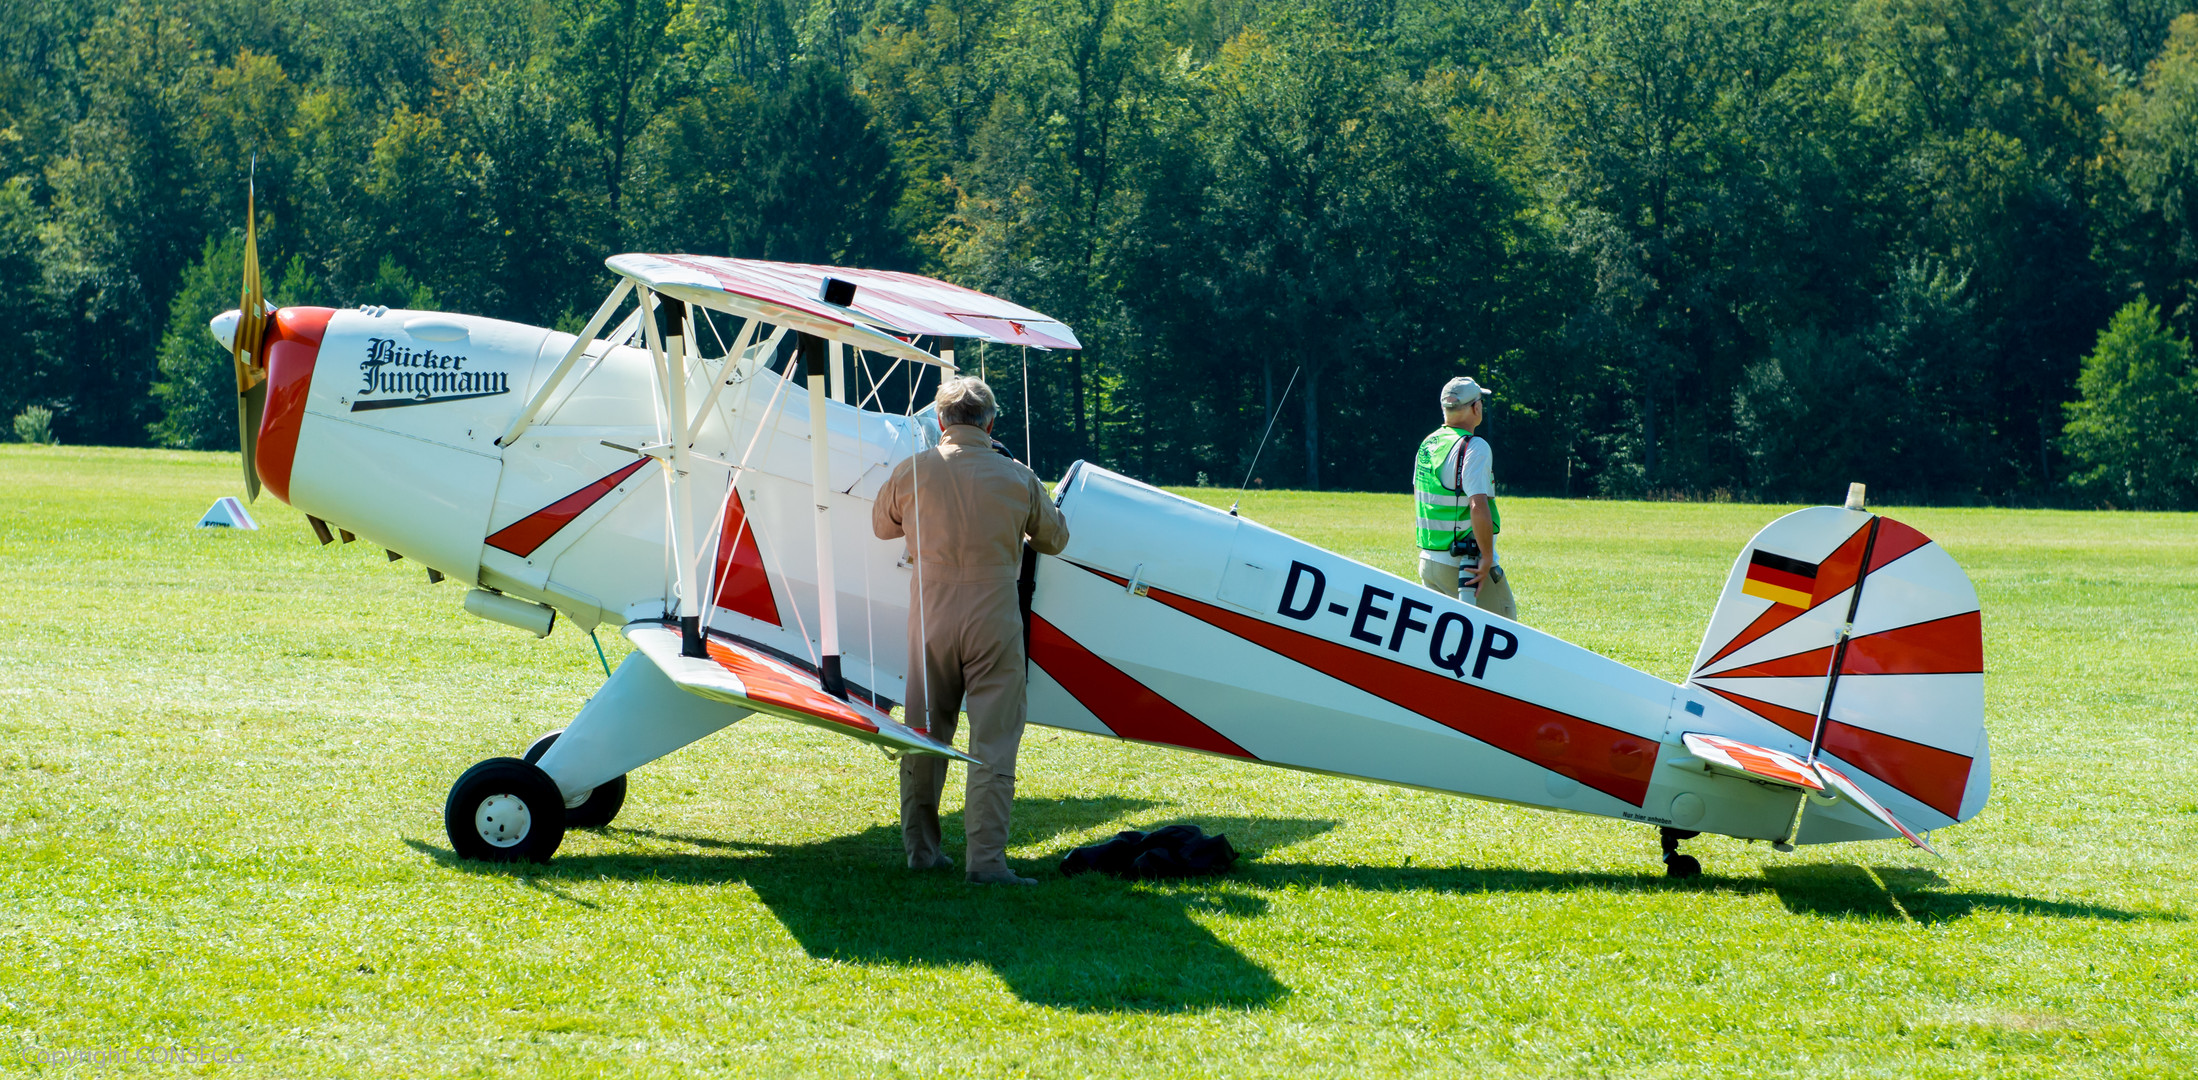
232, 168, 269, 501
237, 382, 266, 501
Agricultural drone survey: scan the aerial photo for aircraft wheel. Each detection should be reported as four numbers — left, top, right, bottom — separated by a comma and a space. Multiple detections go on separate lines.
523, 730, 628, 829
1664, 854, 1702, 879
445, 757, 566, 863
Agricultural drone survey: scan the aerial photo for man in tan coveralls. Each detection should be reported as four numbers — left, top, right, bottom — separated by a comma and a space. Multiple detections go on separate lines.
873, 376, 1070, 885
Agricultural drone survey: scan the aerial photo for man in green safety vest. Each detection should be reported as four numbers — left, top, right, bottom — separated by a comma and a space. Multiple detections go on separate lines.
1414, 376, 1517, 621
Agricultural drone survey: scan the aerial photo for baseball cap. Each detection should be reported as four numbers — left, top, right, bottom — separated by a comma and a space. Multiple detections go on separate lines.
1440, 377, 1491, 406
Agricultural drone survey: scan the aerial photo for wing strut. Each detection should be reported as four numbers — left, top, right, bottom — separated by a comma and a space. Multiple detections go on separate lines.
800, 332, 848, 698
657, 295, 705, 658
496, 278, 636, 447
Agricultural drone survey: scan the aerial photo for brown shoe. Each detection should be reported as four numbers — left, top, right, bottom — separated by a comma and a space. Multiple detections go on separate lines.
910, 854, 954, 871
966, 869, 1037, 886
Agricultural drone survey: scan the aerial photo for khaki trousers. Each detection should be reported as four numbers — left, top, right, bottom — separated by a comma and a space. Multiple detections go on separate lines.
1418, 550, 1519, 622
899, 577, 1027, 874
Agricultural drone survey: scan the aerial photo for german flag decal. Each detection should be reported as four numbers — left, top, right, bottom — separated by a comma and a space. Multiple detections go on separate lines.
1741, 549, 1818, 609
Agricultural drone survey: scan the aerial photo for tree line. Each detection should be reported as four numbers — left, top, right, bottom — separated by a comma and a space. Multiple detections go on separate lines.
3, 0, 2196, 507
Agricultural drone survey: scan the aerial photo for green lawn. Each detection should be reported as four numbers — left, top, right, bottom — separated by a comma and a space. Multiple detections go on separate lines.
1, 445, 2193, 1078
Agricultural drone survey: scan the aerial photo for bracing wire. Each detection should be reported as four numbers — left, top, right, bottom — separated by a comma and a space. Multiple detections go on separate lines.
677, 312, 746, 614
554, 301, 644, 421
701, 326, 819, 668
856, 352, 905, 412
860, 490, 877, 713
1021, 345, 1032, 466
749, 367, 819, 667
1231, 365, 1302, 517
700, 306, 730, 358
906, 353, 933, 735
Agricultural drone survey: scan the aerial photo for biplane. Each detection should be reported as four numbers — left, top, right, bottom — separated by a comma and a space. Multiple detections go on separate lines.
214, 206, 1989, 876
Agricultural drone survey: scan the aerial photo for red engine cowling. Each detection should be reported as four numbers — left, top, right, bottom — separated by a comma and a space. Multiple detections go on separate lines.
255, 307, 336, 504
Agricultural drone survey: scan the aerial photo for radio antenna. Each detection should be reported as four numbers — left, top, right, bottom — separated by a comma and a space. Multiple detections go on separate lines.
1230, 365, 1300, 516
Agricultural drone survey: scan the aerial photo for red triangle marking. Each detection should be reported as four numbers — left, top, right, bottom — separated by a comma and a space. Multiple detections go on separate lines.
1698, 685, 1973, 818
486, 459, 651, 557
1702, 685, 1816, 739
1699, 603, 1802, 673
1866, 517, 1931, 574
1841, 611, 1981, 675
710, 488, 783, 627
1819, 722, 1973, 820
1808, 521, 1873, 607
1705, 611, 1982, 679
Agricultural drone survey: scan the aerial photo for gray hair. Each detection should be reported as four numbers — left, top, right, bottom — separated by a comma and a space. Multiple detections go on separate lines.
935, 375, 999, 429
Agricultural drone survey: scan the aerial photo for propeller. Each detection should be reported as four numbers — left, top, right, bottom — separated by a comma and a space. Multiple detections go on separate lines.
231, 165, 269, 501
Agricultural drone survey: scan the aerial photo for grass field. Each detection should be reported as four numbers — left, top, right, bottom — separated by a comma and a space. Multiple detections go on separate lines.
1, 444, 2194, 1078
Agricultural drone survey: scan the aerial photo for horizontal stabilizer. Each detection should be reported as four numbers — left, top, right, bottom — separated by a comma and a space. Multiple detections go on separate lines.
1681, 732, 1936, 854
1812, 760, 1937, 855
1681, 732, 1823, 791
624, 622, 976, 763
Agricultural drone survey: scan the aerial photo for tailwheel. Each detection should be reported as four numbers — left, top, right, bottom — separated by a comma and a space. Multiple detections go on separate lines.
1660, 826, 1702, 880
445, 757, 566, 863
523, 730, 627, 829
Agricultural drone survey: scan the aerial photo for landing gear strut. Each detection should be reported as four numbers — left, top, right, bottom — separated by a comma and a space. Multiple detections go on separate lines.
1660, 827, 1701, 879
523, 729, 627, 829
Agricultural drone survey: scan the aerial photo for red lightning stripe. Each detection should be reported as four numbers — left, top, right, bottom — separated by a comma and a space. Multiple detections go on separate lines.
1061, 563, 1656, 806
1028, 614, 1254, 758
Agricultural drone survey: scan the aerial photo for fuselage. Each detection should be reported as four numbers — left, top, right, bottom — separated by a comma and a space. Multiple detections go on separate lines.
251, 303, 1963, 848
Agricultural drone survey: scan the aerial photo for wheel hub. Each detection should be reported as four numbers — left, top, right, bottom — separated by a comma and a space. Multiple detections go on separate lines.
473, 793, 532, 848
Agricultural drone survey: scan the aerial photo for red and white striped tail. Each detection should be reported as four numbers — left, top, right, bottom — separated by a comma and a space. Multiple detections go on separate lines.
1688, 506, 1990, 833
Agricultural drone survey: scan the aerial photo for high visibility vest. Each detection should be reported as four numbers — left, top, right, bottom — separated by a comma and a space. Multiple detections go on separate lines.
1414, 426, 1499, 551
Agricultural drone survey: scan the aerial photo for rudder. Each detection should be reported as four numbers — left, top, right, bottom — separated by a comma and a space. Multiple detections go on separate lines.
1686, 506, 1990, 831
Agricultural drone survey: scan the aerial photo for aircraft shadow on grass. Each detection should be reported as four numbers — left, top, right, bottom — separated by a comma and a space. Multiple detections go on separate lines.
405, 801, 2175, 1013
1752, 863, 2176, 924
411, 797, 1338, 1013
1226, 860, 2175, 926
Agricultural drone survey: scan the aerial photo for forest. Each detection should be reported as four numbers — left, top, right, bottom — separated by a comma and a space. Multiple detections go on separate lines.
3, 0, 2196, 506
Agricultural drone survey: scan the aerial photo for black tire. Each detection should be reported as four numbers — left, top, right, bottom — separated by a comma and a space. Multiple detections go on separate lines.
522, 730, 628, 829
1664, 854, 1702, 880
445, 757, 566, 863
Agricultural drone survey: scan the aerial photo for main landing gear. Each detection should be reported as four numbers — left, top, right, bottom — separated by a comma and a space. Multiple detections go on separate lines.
442, 730, 629, 864
444, 757, 566, 864
1660, 827, 1702, 879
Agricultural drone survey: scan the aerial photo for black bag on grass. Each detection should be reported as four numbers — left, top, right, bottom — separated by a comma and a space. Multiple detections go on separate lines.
1061, 824, 1239, 880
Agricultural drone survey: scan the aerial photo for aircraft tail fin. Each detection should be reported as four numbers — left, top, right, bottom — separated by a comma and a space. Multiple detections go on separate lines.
1685, 506, 1989, 834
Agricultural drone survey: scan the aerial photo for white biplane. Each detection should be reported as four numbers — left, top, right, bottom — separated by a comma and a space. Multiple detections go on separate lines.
215, 216, 1989, 876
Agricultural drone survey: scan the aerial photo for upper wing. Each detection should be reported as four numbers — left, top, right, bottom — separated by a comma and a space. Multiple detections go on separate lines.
605, 254, 1080, 354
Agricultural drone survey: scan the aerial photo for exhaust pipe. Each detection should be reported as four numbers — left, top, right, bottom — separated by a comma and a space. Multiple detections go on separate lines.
464, 590, 557, 638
